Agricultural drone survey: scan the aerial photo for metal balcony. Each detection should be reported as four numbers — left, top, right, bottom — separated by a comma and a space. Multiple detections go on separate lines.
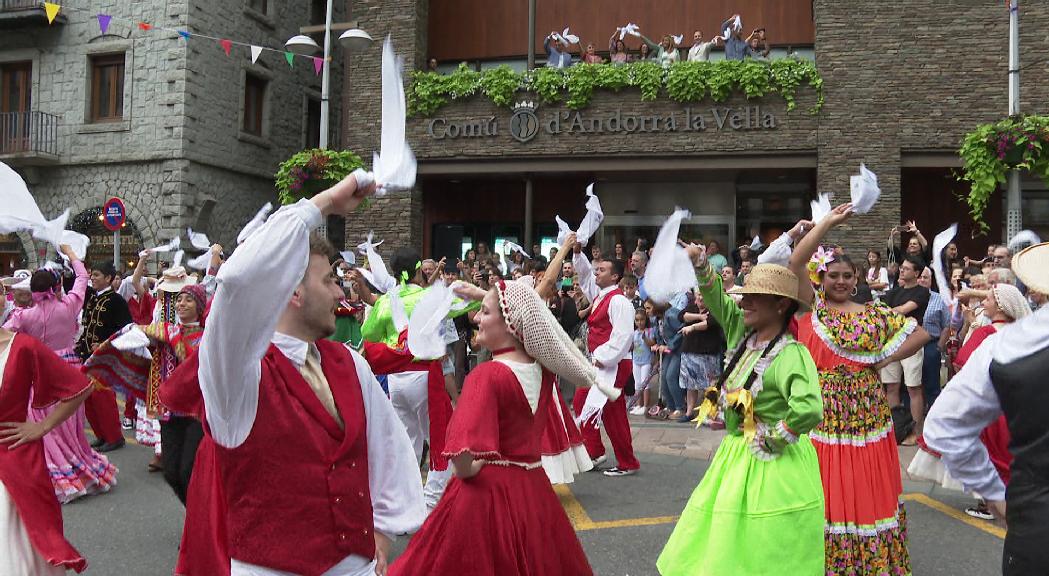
0, 111, 59, 165
0, 0, 66, 27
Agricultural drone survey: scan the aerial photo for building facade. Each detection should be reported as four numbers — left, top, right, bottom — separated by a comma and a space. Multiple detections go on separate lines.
344, 0, 1049, 263
0, 0, 344, 274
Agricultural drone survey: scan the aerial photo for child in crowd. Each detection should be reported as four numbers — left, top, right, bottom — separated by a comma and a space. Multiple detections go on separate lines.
629, 309, 657, 415
621, 274, 643, 310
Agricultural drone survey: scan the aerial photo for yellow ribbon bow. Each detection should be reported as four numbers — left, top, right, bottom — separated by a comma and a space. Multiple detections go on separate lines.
726, 388, 757, 443
692, 386, 722, 429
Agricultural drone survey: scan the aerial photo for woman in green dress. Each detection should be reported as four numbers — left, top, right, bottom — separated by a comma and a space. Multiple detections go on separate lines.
657, 243, 825, 576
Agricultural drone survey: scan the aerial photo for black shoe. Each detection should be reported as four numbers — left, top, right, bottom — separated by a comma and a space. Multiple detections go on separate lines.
90, 438, 104, 449
97, 438, 126, 452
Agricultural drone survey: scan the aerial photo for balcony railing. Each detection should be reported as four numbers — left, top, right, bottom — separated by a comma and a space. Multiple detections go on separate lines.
0, 111, 59, 158
2, 0, 41, 11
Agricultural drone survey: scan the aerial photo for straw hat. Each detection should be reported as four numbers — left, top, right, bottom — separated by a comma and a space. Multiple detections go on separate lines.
727, 263, 810, 312
157, 266, 197, 293
1013, 241, 1049, 295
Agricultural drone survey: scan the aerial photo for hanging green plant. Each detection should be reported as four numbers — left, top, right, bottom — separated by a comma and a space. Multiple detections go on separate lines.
407, 59, 824, 116
275, 148, 365, 206
958, 114, 1049, 234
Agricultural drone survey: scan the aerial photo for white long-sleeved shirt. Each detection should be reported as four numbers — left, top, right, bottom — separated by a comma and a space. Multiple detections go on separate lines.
196, 200, 425, 575
925, 305, 1049, 502
688, 41, 715, 62
572, 252, 634, 366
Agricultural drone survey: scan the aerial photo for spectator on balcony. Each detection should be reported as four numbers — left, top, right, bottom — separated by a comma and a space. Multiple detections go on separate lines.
750, 28, 772, 58
639, 33, 680, 66
687, 30, 720, 62
544, 32, 575, 68
581, 43, 604, 64
633, 42, 654, 62
608, 35, 629, 65
720, 14, 754, 60
427, 58, 438, 72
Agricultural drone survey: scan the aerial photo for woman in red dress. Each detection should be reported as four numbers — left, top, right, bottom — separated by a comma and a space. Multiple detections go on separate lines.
0, 327, 92, 574
390, 280, 609, 576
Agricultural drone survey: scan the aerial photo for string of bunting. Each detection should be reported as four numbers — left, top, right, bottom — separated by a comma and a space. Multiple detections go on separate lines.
40, 1, 328, 74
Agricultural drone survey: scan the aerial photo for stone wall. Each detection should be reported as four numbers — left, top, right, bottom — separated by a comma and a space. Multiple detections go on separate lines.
813, 0, 1049, 252
343, 0, 427, 253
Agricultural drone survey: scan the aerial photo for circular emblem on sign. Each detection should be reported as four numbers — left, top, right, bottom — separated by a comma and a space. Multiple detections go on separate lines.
102, 197, 126, 232
510, 103, 539, 143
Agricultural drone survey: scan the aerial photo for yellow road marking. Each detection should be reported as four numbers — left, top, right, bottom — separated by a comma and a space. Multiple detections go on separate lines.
902, 493, 1006, 539
556, 485, 1005, 538
554, 484, 678, 531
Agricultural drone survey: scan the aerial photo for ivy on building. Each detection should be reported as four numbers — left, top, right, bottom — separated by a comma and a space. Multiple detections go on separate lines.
275, 148, 364, 205
958, 114, 1049, 234
407, 59, 824, 117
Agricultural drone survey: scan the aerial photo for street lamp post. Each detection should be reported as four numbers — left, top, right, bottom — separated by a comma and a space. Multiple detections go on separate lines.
285, 2, 373, 150
1006, 0, 1022, 241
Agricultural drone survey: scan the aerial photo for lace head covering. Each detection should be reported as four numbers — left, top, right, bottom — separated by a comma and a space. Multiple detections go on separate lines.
992, 283, 1031, 321
494, 280, 596, 388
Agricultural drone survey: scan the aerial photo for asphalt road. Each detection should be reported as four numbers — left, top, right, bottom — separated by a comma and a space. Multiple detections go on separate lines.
62, 431, 1004, 575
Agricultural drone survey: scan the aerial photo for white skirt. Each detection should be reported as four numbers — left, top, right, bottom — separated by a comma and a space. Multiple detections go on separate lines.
0, 480, 64, 576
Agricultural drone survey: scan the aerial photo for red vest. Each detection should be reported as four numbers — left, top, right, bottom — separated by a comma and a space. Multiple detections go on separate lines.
587, 287, 625, 353
587, 288, 633, 384
217, 340, 374, 575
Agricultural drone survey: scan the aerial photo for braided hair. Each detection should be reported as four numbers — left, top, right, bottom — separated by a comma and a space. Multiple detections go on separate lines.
702, 300, 798, 406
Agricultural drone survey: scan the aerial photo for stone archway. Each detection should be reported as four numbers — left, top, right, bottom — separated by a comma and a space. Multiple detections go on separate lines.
69, 207, 145, 275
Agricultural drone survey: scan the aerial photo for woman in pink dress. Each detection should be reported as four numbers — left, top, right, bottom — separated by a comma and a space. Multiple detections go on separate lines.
2, 246, 117, 503
391, 280, 614, 575
0, 327, 92, 574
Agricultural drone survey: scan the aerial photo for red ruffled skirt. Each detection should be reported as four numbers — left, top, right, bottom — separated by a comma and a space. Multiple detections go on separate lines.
539, 383, 593, 484
811, 366, 909, 576
389, 464, 592, 576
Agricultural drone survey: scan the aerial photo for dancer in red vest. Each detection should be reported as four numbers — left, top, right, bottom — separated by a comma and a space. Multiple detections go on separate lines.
160, 170, 425, 576
571, 245, 640, 476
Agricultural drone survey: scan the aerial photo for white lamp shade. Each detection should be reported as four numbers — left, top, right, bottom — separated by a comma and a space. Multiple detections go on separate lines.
285, 34, 321, 55
339, 28, 374, 52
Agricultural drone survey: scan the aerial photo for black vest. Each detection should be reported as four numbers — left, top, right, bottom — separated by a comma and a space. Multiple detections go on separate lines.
990, 343, 1049, 575
990, 344, 1049, 489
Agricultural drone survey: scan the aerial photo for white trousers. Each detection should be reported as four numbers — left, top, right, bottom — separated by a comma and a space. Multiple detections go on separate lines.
387, 372, 452, 507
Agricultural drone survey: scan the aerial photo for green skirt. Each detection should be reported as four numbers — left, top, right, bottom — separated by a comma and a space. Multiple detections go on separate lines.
657, 434, 825, 576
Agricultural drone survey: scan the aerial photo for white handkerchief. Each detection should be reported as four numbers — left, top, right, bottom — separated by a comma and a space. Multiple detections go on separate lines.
149, 236, 181, 254
810, 193, 832, 223
187, 228, 211, 250
576, 364, 619, 427
1007, 230, 1042, 252
555, 215, 572, 245
750, 235, 763, 251
407, 280, 454, 360
645, 208, 697, 305
237, 202, 273, 245
372, 35, 417, 195
575, 183, 604, 245
357, 232, 396, 294
561, 26, 579, 44
186, 251, 212, 271
60, 231, 90, 261
503, 240, 530, 259
672, 34, 683, 45
931, 224, 958, 306
850, 164, 880, 214
339, 251, 356, 265
111, 326, 153, 359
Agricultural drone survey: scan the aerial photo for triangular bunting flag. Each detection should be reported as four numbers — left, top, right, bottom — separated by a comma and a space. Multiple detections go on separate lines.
44, 2, 60, 24
250, 45, 263, 64
138, 22, 152, 31
313, 56, 323, 75
284, 51, 294, 67
97, 13, 111, 34
219, 39, 233, 56
178, 30, 191, 40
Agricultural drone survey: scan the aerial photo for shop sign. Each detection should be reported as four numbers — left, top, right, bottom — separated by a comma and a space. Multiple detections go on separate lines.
426, 103, 777, 143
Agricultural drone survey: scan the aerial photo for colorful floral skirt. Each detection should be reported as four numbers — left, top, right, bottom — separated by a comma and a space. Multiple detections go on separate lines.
811, 365, 910, 576
657, 433, 824, 576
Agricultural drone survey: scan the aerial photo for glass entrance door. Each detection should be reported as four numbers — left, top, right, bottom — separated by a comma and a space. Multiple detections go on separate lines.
596, 214, 734, 259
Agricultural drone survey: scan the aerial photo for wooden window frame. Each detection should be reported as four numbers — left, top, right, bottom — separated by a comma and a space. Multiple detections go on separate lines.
242, 73, 267, 137
249, 0, 269, 16
89, 53, 125, 123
